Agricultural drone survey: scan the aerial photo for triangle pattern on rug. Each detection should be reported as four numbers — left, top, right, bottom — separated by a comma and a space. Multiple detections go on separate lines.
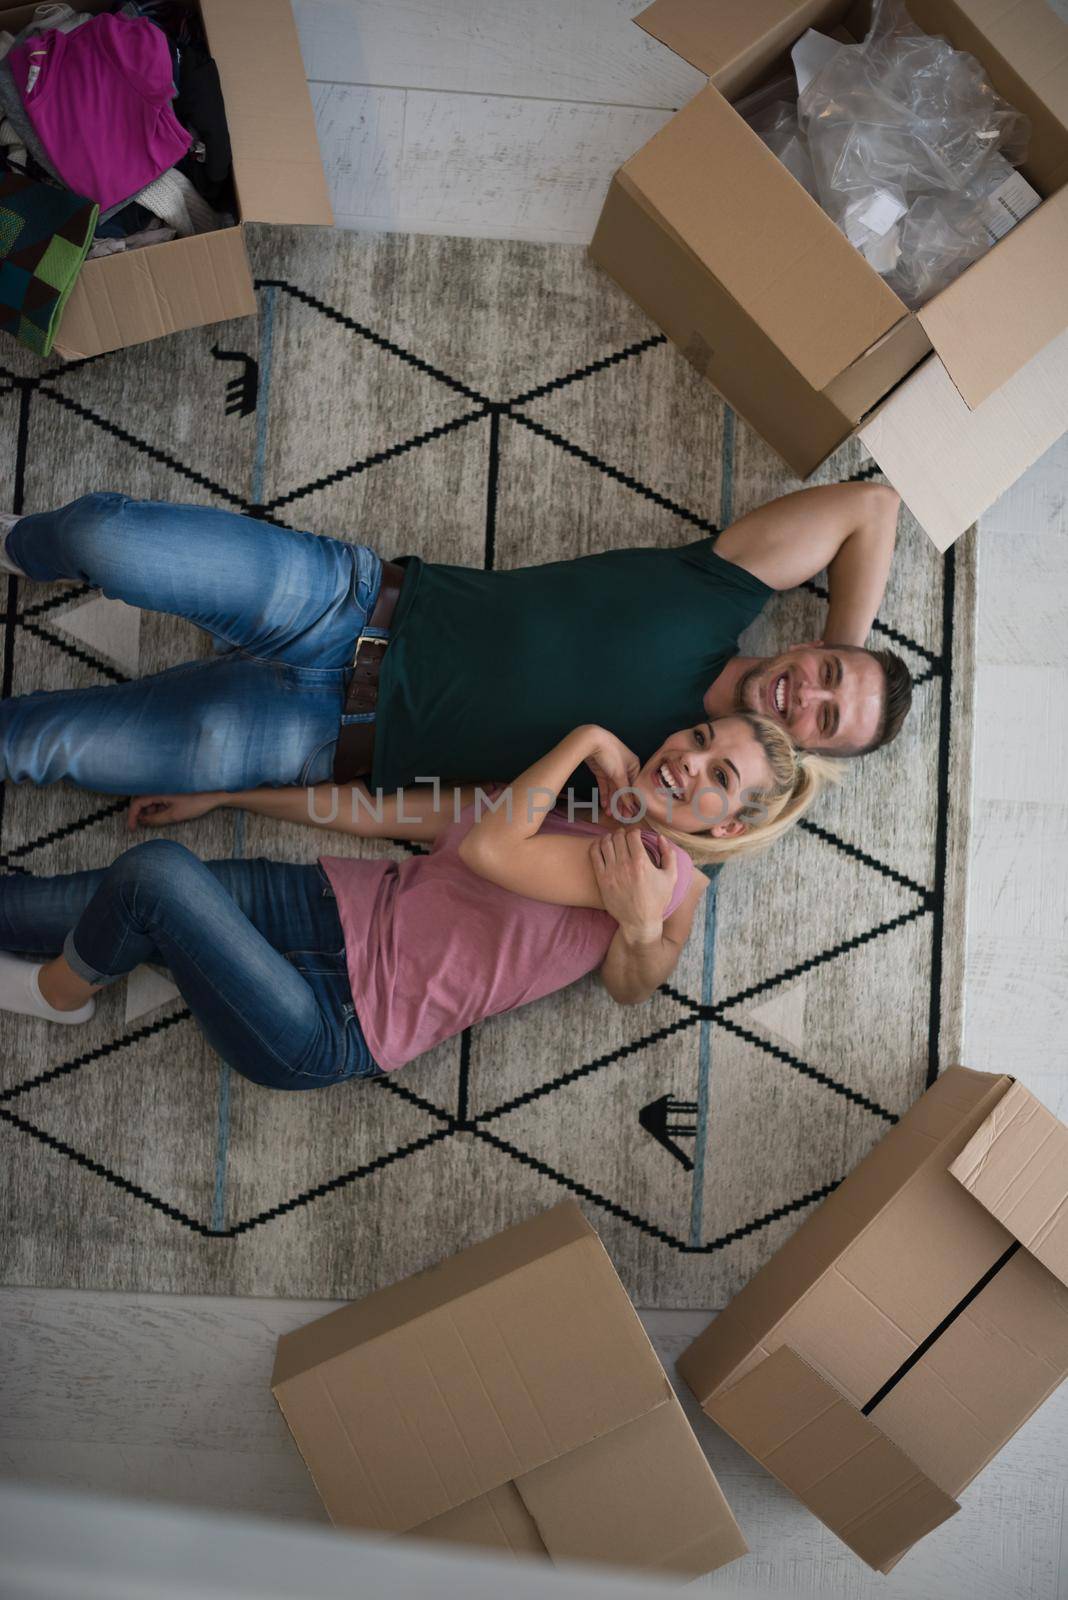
125, 964, 181, 1024
0, 231, 969, 1306
747, 981, 808, 1052
51, 595, 141, 675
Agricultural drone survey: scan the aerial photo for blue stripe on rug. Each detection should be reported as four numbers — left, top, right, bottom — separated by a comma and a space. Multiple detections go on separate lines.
689, 405, 735, 1247
251, 284, 278, 509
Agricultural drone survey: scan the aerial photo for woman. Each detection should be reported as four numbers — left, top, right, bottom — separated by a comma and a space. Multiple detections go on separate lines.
0, 719, 834, 1086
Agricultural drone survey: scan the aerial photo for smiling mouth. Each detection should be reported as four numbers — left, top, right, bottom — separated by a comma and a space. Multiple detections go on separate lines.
654, 758, 686, 801
771, 673, 788, 718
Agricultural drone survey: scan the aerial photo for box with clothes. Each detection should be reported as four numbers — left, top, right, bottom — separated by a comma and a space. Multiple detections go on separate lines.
0, 0, 332, 357
590, 0, 1068, 550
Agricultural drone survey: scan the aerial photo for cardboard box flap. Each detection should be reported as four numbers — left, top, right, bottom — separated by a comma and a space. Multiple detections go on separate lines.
918, 188, 1068, 408
272, 1206, 671, 1535
514, 1395, 747, 1577
408, 1483, 549, 1560
54, 228, 256, 360
272, 1202, 595, 1387
859, 320, 1068, 550
870, 1242, 1068, 1497
677, 1069, 1008, 1405
949, 1081, 1068, 1287
635, 0, 840, 88
710, 1348, 959, 1572
622, 86, 903, 393
200, 0, 334, 226
952, 0, 1068, 146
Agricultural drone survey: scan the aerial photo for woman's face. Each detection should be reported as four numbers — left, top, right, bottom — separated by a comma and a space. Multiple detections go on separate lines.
628, 717, 777, 835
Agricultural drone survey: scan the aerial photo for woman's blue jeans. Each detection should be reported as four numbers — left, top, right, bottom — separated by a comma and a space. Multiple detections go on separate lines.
1, 493, 384, 793
0, 840, 382, 1089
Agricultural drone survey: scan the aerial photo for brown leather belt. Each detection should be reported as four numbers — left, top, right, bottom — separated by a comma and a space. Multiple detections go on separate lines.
332, 560, 404, 782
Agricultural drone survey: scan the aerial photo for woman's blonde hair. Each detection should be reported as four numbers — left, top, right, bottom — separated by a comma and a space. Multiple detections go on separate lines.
657, 713, 840, 868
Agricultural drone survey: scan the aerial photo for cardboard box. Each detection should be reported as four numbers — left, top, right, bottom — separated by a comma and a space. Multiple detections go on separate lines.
271, 1202, 747, 1581
590, 0, 1068, 548
0, 0, 333, 358
677, 1067, 1068, 1572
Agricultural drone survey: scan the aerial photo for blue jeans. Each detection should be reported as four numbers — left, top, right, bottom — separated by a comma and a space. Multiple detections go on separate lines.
0, 839, 382, 1088
1, 493, 384, 793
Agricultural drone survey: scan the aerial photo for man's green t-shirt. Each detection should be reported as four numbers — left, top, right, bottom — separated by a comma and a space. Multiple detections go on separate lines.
371, 539, 773, 790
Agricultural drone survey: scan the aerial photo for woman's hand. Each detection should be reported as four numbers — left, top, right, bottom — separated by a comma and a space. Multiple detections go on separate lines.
583, 726, 642, 820
127, 793, 221, 831
590, 828, 677, 942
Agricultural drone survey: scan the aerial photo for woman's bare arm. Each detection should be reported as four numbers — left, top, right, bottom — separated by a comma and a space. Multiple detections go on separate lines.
127, 781, 477, 843
598, 870, 707, 1006
457, 725, 636, 906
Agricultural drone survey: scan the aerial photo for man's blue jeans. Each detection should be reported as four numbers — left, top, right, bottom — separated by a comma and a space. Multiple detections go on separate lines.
0, 840, 382, 1088
1, 493, 384, 793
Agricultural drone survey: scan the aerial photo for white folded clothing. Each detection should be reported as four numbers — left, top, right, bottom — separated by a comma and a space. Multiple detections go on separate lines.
132, 167, 231, 239
88, 225, 178, 260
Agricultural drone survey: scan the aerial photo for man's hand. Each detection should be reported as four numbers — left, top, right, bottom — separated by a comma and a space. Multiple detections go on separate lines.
127, 793, 221, 830
589, 828, 677, 941
584, 727, 642, 820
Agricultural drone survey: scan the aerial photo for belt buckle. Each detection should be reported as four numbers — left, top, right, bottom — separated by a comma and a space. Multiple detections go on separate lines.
351, 629, 387, 671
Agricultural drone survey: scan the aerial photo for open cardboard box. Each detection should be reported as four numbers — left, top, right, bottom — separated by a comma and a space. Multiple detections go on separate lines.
677, 1066, 1068, 1572
0, 0, 333, 358
271, 1201, 747, 1582
590, 0, 1068, 549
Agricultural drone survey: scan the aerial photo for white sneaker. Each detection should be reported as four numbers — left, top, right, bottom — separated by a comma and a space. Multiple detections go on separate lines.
0, 511, 26, 577
0, 952, 96, 1024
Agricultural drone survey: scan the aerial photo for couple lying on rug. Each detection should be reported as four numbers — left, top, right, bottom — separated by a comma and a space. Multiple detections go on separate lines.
0, 480, 908, 1086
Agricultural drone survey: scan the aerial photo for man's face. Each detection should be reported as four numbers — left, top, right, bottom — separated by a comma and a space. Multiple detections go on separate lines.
738, 645, 884, 755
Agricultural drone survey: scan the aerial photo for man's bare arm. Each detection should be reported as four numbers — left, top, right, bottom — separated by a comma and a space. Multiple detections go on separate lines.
713, 483, 900, 647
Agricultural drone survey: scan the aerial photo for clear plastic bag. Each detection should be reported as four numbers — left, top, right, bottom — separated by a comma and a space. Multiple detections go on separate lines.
793, 0, 1030, 305
747, 100, 818, 197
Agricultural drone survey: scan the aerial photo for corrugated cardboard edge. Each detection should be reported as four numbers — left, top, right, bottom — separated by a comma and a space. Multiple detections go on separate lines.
676, 1069, 1010, 1413
591, 170, 857, 476
271, 1202, 599, 1388
52, 228, 256, 360
708, 1347, 959, 1573
857, 325, 1068, 550
271, 1204, 707, 1544
408, 1482, 549, 1561
199, 0, 334, 228
616, 87, 904, 396
512, 1392, 747, 1576
949, 1081, 1068, 1285
634, 0, 841, 89
916, 188, 1068, 410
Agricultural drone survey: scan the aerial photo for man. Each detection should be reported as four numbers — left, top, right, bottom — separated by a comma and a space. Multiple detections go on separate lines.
0, 481, 909, 799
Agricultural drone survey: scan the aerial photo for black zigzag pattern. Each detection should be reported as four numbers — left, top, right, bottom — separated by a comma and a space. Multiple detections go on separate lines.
0, 276, 956, 1254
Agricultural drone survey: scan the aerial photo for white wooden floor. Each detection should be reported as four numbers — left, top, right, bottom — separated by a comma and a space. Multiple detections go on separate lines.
2, 4, 1067, 1597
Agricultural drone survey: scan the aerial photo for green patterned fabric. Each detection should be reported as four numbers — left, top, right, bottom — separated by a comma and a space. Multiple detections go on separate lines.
0, 169, 98, 357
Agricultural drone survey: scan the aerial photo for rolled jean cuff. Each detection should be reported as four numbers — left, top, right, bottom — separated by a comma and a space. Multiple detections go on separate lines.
62, 929, 122, 987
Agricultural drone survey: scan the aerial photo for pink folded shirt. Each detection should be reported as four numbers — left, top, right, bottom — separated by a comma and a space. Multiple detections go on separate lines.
321, 802, 694, 1073
10, 13, 190, 211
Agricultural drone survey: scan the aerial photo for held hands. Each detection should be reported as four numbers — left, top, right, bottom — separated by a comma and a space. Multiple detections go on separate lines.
127, 793, 220, 830
589, 828, 677, 944
582, 726, 642, 821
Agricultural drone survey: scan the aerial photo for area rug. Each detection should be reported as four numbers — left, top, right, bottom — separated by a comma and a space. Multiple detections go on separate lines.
0, 225, 975, 1307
